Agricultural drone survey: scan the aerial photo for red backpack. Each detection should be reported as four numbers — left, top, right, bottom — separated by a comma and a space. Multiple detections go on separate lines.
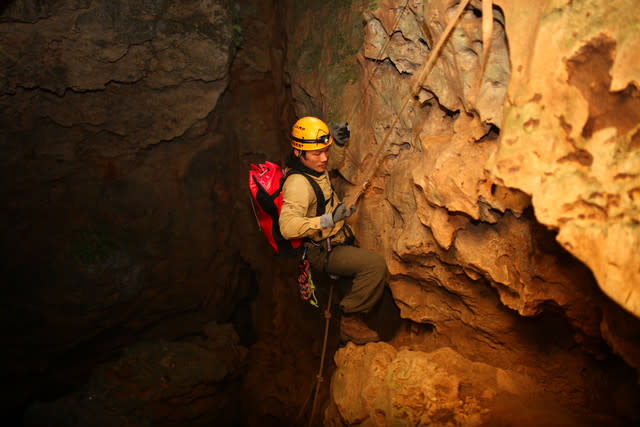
249, 161, 327, 257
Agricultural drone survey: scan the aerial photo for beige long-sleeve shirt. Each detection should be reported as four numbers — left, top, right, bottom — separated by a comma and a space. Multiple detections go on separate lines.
279, 143, 346, 243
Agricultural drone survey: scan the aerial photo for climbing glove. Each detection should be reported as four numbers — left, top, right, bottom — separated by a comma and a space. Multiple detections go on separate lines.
319, 202, 357, 229
330, 122, 350, 147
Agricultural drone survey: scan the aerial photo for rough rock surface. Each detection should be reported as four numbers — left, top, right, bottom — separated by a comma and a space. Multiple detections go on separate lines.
347, 0, 640, 365
488, 0, 640, 318
281, 0, 640, 424
2, 0, 640, 425
327, 342, 615, 426
1, 0, 233, 149
0, 0, 244, 419
23, 322, 247, 427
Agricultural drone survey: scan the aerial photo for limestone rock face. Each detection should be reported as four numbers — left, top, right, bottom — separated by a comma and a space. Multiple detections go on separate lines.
327, 342, 604, 426
421, 0, 510, 128
488, 0, 640, 318
334, 0, 640, 368
280, 0, 640, 424
1, 0, 233, 150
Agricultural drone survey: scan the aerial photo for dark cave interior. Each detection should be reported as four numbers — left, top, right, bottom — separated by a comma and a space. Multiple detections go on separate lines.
2, 0, 640, 426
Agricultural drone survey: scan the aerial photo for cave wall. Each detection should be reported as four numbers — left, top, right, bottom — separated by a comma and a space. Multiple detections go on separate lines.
0, 0, 254, 419
282, 0, 640, 361
1, 0, 336, 425
277, 0, 640, 425
490, 0, 640, 321
2, 0, 640, 426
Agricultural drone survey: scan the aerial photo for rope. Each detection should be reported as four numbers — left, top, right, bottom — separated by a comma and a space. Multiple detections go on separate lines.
345, 0, 411, 125
409, 0, 472, 96
297, 5, 411, 422
481, 0, 494, 75
345, 0, 473, 209
309, 283, 333, 426
297, 2, 476, 423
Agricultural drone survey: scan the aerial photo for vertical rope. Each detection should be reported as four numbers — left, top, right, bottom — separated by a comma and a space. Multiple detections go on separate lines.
481, 0, 494, 75
300, 1, 478, 423
346, 0, 473, 208
346, 0, 411, 125
308, 284, 334, 427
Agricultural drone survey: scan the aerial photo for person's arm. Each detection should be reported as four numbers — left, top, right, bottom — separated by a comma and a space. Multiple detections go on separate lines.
327, 140, 346, 171
279, 175, 324, 240
328, 122, 350, 171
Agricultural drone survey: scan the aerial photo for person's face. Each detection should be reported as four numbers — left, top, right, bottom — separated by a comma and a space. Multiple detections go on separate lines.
296, 147, 330, 173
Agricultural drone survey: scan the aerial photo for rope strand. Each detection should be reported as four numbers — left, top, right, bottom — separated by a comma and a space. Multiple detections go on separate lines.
300, 1, 476, 423
308, 284, 334, 426
346, 0, 412, 125
346, 0, 473, 208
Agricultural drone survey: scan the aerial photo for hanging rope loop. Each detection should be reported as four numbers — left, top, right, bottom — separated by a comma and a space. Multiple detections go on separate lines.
297, 258, 319, 308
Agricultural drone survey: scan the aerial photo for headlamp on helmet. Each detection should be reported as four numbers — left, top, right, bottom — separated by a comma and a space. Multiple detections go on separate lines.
290, 116, 333, 151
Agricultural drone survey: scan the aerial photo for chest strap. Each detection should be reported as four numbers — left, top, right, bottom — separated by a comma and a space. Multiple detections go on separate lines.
287, 170, 333, 216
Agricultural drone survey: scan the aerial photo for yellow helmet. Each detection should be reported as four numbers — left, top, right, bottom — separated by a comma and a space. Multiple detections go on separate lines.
290, 116, 333, 151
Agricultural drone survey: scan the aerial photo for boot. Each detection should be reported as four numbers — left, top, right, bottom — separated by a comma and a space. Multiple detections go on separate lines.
339, 313, 380, 345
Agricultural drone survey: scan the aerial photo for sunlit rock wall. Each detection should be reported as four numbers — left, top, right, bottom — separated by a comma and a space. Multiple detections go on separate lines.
487, 0, 640, 379
281, 0, 640, 424
489, 0, 640, 318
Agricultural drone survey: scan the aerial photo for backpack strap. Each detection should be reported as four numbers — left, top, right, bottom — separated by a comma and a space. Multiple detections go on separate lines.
287, 170, 333, 216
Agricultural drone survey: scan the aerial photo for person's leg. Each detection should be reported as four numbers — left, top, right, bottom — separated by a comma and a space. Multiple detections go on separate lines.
326, 245, 386, 314
325, 245, 386, 344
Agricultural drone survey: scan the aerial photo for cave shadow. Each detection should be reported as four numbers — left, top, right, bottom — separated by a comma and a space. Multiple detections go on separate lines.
0, 0, 14, 15
368, 285, 404, 342
311, 274, 403, 344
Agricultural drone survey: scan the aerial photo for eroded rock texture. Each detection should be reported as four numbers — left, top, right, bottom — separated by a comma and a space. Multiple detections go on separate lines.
280, 0, 640, 425
2, 0, 329, 425
326, 343, 614, 426
2, 0, 640, 426
0, 0, 250, 420
489, 0, 640, 319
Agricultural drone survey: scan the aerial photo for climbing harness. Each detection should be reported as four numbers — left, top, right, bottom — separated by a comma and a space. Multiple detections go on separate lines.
297, 249, 319, 308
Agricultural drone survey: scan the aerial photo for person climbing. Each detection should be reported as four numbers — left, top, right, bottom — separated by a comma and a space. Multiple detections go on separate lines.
279, 116, 386, 345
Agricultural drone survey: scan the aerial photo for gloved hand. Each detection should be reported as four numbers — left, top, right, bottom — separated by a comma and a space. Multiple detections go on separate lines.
330, 122, 350, 147
319, 202, 357, 228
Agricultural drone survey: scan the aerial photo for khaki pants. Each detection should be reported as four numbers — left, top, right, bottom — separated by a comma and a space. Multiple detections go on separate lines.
306, 243, 386, 314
